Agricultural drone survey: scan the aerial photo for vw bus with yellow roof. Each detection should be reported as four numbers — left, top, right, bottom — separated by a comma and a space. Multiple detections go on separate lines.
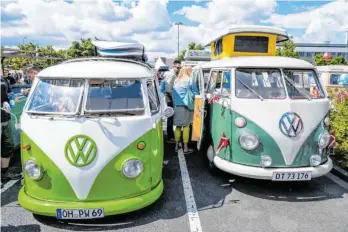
18, 42, 174, 219
191, 25, 334, 181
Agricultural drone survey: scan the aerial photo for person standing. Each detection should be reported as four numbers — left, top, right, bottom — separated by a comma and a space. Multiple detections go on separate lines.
172, 66, 197, 153
160, 59, 182, 142
22, 66, 41, 96
1, 77, 21, 180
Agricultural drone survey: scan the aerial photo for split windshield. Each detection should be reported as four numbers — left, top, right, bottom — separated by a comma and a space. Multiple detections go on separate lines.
26, 78, 145, 115
235, 69, 286, 99
235, 68, 325, 100
85, 79, 144, 114
27, 79, 84, 114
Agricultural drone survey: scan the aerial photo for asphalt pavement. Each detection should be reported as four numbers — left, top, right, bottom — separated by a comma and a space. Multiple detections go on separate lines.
1, 143, 348, 232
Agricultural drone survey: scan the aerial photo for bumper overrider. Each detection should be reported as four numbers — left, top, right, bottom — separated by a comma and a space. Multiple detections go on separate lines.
214, 156, 333, 180
18, 180, 163, 217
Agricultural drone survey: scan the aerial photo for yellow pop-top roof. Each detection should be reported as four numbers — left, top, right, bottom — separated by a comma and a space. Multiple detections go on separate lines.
206, 25, 290, 59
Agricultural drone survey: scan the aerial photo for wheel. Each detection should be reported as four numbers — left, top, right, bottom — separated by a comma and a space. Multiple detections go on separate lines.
206, 139, 220, 175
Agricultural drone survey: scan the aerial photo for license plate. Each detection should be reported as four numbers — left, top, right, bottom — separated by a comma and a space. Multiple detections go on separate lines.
272, 171, 312, 181
56, 208, 104, 219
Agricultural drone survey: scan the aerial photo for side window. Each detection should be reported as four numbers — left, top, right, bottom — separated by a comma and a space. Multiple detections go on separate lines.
203, 70, 210, 89
192, 69, 200, 93
214, 38, 223, 56
222, 71, 231, 93
207, 70, 222, 93
147, 79, 160, 112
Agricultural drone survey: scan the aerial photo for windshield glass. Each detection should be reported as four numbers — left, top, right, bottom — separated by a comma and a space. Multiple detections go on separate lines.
27, 79, 84, 114
283, 69, 325, 99
85, 79, 144, 114
330, 73, 348, 85
235, 68, 286, 99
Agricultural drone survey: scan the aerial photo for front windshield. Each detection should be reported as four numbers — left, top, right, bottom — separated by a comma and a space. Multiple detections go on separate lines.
283, 69, 325, 99
27, 79, 84, 114
85, 79, 144, 114
330, 73, 348, 85
235, 68, 286, 99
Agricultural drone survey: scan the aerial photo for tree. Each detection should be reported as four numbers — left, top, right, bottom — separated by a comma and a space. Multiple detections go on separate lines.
314, 53, 346, 65
276, 40, 300, 58
66, 39, 96, 58
178, 42, 205, 61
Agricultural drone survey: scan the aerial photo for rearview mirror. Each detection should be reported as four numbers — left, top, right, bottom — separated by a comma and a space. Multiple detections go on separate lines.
163, 107, 174, 118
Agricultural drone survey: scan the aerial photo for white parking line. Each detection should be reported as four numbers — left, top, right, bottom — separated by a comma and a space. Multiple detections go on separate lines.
326, 173, 348, 191
1, 179, 21, 194
177, 149, 203, 232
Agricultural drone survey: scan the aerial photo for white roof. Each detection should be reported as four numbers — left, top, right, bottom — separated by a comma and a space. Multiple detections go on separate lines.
38, 58, 154, 79
205, 25, 289, 46
200, 56, 314, 69
316, 65, 348, 72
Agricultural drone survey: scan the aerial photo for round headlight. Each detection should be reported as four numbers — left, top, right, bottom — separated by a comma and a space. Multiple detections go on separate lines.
324, 116, 330, 127
318, 132, 330, 149
260, 155, 272, 168
310, 155, 322, 166
238, 132, 260, 151
24, 160, 42, 180
122, 159, 144, 178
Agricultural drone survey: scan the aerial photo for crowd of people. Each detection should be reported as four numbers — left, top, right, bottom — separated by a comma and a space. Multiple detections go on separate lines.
1, 65, 41, 183
160, 59, 197, 154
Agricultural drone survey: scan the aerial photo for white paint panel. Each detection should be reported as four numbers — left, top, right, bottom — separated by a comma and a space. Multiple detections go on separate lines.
21, 114, 152, 200
230, 99, 329, 165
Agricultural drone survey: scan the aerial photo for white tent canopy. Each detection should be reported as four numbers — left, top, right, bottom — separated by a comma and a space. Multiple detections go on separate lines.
154, 57, 168, 71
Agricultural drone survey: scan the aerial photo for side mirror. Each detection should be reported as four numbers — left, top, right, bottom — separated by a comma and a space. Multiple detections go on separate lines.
163, 107, 174, 118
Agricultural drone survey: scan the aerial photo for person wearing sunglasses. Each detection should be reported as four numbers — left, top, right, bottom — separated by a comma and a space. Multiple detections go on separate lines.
160, 59, 182, 142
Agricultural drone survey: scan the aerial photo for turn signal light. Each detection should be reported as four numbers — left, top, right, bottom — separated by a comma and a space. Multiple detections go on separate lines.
137, 142, 146, 150
22, 143, 31, 150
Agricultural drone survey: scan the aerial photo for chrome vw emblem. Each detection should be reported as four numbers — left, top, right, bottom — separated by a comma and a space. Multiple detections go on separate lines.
279, 112, 303, 137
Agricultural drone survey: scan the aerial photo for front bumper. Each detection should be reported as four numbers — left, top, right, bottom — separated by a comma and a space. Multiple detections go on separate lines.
18, 180, 163, 217
214, 156, 333, 180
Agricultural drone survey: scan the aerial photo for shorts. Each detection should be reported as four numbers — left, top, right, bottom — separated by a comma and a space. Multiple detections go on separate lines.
1, 121, 14, 158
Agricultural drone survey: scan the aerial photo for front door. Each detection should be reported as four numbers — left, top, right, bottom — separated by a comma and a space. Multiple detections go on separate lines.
191, 67, 206, 150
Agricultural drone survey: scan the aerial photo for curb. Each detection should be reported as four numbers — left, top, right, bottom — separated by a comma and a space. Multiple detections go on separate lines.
331, 164, 348, 183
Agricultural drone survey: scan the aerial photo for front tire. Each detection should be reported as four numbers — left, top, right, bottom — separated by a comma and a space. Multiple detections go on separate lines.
206, 139, 219, 175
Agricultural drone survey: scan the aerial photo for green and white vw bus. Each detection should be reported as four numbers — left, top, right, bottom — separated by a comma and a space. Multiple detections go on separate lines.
192, 25, 334, 181
18, 56, 173, 219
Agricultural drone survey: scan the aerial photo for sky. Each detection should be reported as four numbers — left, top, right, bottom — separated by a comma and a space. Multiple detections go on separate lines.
1, 0, 348, 61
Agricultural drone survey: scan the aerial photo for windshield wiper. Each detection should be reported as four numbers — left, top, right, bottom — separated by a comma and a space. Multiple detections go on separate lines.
236, 78, 264, 100
283, 75, 312, 101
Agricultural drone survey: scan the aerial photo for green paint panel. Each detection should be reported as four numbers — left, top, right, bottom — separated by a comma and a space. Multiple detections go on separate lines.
21, 132, 78, 201
19, 179, 163, 217
86, 123, 163, 201
209, 103, 328, 167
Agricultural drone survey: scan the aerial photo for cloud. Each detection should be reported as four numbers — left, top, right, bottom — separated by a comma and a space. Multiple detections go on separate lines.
1, 0, 171, 41
263, 1, 348, 42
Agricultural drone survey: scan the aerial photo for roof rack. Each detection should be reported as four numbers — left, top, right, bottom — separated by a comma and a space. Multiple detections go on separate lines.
62, 57, 154, 70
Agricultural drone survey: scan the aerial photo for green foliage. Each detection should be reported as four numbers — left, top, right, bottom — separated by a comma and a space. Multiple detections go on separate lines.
178, 42, 204, 61
276, 40, 300, 58
314, 53, 346, 65
328, 88, 348, 167
2, 39, 96, 71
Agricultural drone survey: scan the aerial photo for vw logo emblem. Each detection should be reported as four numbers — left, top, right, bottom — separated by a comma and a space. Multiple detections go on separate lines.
279, 112, 303, 137
65, 135, 97, 167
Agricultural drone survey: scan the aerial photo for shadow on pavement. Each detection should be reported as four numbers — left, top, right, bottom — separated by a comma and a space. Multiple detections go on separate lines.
185, 146, 347, 207
1, 224, 41, 232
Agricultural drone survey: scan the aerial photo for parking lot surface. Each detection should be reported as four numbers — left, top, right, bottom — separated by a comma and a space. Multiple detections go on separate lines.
1, 144, 348, 232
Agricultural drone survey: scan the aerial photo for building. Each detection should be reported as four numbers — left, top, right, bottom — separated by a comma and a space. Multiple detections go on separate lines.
293, 43, 348, 63
276, 30, 348, 64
